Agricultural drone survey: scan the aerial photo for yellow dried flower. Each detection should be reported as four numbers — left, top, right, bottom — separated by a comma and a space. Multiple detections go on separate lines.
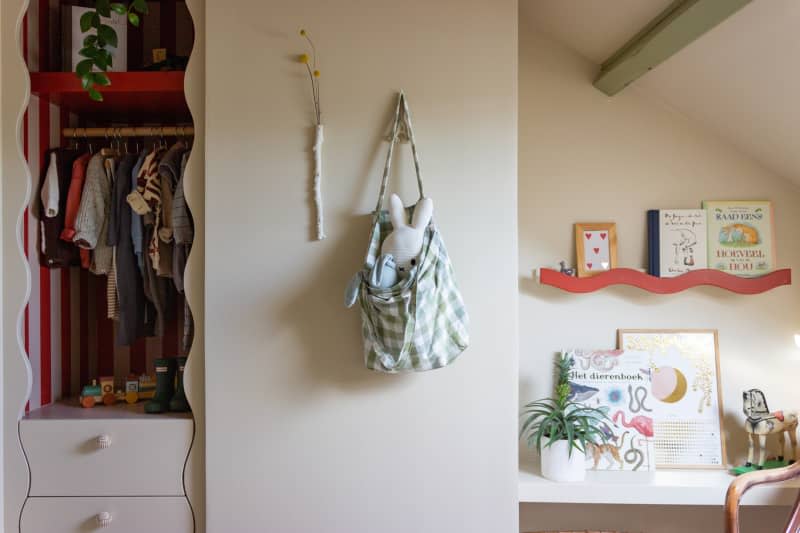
299, 29, 306, 36
313, 70, 320, 77
298, 53, 309, 64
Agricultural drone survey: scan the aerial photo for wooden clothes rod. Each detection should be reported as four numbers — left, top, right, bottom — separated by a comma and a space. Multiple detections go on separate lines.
62, 126, 194, 138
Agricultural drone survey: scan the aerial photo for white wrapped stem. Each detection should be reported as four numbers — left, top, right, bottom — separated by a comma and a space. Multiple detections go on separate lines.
313, 124, 325, 240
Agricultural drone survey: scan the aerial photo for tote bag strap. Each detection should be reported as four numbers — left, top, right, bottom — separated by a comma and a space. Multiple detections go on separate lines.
374, 91, 425, 213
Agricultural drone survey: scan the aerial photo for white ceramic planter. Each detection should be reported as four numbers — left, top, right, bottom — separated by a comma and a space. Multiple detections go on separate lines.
540, 440, 586, 482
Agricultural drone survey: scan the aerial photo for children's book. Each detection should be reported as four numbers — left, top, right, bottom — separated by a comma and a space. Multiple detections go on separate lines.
703, 201, 775, 277
565, 349, 656, 472
653, 209, 707, 278
647, 210, 660, 276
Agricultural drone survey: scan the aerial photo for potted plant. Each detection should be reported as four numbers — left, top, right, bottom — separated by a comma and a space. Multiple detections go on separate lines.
520, 353, 609, 482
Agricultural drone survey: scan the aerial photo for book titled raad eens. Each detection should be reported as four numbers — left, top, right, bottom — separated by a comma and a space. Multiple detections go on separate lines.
565, 349, 656, 472
703, 201, 775, 277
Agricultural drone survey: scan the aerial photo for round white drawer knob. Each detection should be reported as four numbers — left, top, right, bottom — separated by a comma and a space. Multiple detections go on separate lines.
96, 435, 112, 449
96, 512, 113, 527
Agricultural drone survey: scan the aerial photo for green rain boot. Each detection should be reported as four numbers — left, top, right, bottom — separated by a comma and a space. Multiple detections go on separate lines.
144, 358, 177, 414
169, 357, 190, 412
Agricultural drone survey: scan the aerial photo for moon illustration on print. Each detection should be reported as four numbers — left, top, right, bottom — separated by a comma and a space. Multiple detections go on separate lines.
652, 366, 688, 403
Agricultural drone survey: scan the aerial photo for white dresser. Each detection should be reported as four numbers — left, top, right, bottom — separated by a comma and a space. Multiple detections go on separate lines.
19, 403, 194, 533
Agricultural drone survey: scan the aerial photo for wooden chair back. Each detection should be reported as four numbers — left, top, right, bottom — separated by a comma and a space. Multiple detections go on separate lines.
725, 462, 800, 533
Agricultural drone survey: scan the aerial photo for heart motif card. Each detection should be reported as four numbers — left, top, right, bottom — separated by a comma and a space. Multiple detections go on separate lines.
575, 223, 617, 277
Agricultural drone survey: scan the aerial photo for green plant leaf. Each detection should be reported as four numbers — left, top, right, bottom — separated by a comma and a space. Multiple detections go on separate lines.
76, 59, 94, 77
521, 404, 553, 416
81, 74, 93, 90
565, 422, 574, 449
95, 49, 114, 69
83, 34, 98, 46
519, 414, 545, 439
97, 37, 107, 48
88, 87, 103, 101
546, 431, 561, 449
574, 436, 585, 454
110, 3, 127, 15
132, 0, 149, 13
98, 25, 118, 47
128, 12, 140, 26
79, 11, 95, 32
93, 72, 111, 86
535, 421, 549, 452
521, 410, 551, 422
96, 0, 111, 17
78, 47, 98, 59
94, 53, 109, 71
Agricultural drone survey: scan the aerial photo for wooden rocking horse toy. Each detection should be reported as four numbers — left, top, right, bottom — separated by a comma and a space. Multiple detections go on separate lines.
737, 389, 798, 473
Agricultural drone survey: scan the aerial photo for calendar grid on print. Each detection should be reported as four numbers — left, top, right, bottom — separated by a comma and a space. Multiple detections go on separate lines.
655, 420, 723, 466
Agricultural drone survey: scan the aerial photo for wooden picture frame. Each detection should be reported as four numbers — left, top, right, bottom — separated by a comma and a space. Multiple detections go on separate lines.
575, 222, 617, 278
617, 329, 727, 469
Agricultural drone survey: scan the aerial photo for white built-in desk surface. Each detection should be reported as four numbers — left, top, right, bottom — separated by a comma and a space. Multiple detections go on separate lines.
519, 455, 800, 506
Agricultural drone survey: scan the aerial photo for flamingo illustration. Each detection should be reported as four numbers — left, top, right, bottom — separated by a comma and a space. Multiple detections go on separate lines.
613, 410, 654, 438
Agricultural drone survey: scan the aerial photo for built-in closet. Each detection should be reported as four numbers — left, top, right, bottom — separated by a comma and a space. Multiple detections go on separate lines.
2, 1, 204, 531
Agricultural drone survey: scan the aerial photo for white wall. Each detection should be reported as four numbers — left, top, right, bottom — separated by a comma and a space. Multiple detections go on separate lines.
518, 12, 800, 533
204, 1, 519, 532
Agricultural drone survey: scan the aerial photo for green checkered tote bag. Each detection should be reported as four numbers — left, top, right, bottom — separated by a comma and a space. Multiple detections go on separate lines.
345, 92, 469, 373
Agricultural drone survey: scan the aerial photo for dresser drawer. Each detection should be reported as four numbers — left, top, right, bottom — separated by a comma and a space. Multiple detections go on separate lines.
20, 417, 193, 496
21, 496, 193, 533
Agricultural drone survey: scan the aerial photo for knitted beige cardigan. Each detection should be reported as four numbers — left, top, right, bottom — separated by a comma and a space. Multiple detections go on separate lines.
73, 153, 113, 275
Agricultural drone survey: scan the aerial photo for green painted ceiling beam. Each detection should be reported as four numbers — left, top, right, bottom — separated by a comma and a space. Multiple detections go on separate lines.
594, 0, 752, 96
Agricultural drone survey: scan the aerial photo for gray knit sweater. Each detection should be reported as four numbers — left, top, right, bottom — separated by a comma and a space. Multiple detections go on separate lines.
73, 153, 114, 275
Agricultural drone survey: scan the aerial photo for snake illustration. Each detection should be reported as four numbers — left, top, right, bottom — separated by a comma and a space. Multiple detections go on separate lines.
628, 384, 653, 414
573, 350, 622, 371
625, 447, 645, 471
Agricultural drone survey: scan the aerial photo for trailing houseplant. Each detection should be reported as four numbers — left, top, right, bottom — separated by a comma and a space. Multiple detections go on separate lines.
520, 353, 610, 482
75, 0, 149, 101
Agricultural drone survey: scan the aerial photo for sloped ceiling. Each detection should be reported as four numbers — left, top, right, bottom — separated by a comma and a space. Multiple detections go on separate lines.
521, 0, 800, 185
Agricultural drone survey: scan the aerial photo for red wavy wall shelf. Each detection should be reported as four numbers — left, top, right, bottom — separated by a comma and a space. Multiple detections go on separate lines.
539, 268, 792, 295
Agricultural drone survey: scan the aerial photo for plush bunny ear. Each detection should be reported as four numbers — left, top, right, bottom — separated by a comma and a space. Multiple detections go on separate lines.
411, 197, 433, 230
389, 194, 408, 229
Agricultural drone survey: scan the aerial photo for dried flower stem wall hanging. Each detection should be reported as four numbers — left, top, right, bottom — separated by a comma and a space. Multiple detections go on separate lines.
297, 29, 325, 240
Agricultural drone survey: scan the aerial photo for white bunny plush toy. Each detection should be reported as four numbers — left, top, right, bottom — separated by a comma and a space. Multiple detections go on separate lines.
381, 193, 434, 274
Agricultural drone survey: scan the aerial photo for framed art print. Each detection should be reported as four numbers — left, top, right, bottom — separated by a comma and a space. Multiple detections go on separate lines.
575, 222, 617, 278
618, 329, 727, 469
